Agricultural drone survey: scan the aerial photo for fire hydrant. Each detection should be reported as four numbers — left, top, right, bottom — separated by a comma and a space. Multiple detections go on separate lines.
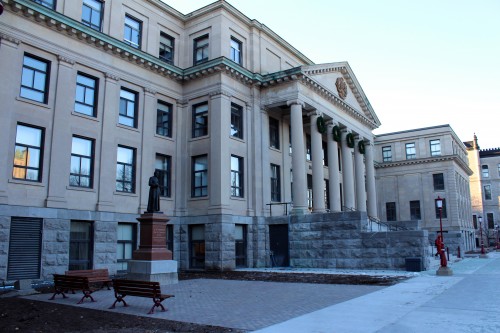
435, 234, 447, 267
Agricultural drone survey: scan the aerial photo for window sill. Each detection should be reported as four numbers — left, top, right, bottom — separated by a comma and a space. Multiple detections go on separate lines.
71, 111, 99, 122
117, 123, 140, 133
114, 191, 138, 197
189, 196, 208, 201
154, 133, 174, 142
230, 196, 246, 201
269, 147, 281, 153
189, 135, 210, 142
8, 178, 45, 187
16, 96, 51, 109
67, 186, 96, 193
230, 136, 245, 143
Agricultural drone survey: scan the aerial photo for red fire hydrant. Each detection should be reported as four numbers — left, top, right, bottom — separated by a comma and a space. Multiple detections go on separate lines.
435, 235, 447, 267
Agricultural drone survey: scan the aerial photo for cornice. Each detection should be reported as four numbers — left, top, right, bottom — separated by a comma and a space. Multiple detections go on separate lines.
376, 155, 473, 176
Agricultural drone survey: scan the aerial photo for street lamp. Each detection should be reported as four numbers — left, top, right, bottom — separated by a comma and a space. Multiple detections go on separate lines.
435, 196, 452, 275
479, 216, 485, 255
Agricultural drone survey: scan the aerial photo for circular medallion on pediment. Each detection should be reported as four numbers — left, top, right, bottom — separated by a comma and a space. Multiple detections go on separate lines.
335, 77, 348, 99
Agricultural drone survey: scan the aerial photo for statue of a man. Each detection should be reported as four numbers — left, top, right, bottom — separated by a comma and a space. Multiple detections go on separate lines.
146, 170, 161, 213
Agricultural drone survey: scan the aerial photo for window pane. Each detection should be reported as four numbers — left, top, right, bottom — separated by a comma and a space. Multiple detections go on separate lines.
16, 125, 42, 146
72, 137, 92, 156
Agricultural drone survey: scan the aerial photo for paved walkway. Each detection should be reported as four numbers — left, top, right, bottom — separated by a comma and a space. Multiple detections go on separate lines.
23, 252, 500, 332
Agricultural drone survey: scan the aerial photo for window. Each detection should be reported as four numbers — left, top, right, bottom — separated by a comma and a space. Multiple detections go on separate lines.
155, 154, 171, 197
119, 88, 137, 127
430, 139, 441, 156
382, 146, 392, 162
473, 215, 478, 229
231, 155, 244, 198
32, 0, 55, 9
235, 224, 247, 267
166, 224, 173, 254
484, 185, 492, 200
192, 155, 208, 197
156, 101, 172, 137
306, 135, 312, 161
124, 15, 141, 48
13, 124, 44, 182
482, 165, 489, 178
406, 142, 416, 159
307, 174, 313, 209
269, 117, 280, 149
270, 164, 281, 202
70, 136, 94, 188
116, 146, 135, 193
230, 103, 243, 139
230, 37, 242, 65
433, 173, 445, 190
487, 213, 494, 229
81, 0, 102, 31
193, 35, 209, 65
20, 54, 50, 103
189, 225, 205, 268
69, 221, 93, 270
289, 125, 292, 154
386, 202, 396, 221
159, 32, 174, 64
74, 73, 97, 117
322, 141, 328, 166
192, 103, 208, 138
410, 200, 421, 220
116, 223, 136, 273
435, 198, 447, 219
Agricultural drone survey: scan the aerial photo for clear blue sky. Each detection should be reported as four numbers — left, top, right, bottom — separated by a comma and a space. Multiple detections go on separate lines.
163, 0, 500, 149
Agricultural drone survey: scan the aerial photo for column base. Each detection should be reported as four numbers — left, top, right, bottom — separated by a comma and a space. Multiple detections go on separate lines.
480, 253, 489, 258
127, 260, 178, 285
436, 266, 453, 276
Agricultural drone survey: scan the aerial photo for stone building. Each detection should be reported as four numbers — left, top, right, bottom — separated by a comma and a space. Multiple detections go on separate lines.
374, 125, 475, 253
0, 0, 381, 281
465, 136, 500, 248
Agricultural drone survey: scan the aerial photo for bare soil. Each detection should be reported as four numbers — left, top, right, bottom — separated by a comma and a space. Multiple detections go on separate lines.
0, 270, 409, 333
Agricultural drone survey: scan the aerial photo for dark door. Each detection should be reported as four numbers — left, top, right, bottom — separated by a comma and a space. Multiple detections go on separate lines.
269, 224, 289, 267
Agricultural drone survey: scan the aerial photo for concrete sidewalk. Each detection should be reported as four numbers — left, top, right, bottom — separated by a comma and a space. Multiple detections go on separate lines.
253, 252, 500, 333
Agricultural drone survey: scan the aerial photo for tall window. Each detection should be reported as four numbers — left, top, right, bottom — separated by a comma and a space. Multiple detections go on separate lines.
166, 224, 174, 254
116, 223, 136, 273
231, 155, 244, 198
69, 221, 93, 271
306, 135, 312, 161
230, 37, 242, 65
307, 174, 313, 209
270, 164, 281, 202
119, 88, 137, 127
155, 154, 171, 197
482, 165, 489, 178
430, 139, 441, 156
32, 0, 55, 9
322, 141, 328, 166
386, 202, 396, 221
74, 73, 97, 117
405, 142, 416, 160
433, 173, 445, 190
159, 32, 174, 64
487, 213, 494, 229
269, 117, 280, 149
156, 101, 172, 137
192, 155, 208, 197
81, 0, 102, 31
20, 54, 50, 103
193, 35, 209, 65
192, 103, 208, 138
13, 124, 44, 182
124, 15, 141, 49
435, 198, 447, 218
484, 185, 492, 200
410, 200, 421, 220
235, 224, 247, 267
70, 136, 93, 188
230, 103, 243, 139
382, 146, 392, 162
189, 225, 205, 268
116, 146, 135, 193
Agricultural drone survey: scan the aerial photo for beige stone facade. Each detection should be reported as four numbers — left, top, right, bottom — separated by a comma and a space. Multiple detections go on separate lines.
374, 125, 475, 252
0, 0, 380, 280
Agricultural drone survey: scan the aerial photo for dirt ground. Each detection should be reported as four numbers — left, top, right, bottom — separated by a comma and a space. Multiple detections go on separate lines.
0, 271, 409, 333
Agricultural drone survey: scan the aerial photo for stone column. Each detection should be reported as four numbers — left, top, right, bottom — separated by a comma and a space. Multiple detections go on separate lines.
365, 141, 378, 218
341, 129, 355, 210
245, 102, 255, 216
326, 122, 341, 212
259, 107, 271, 216
174, 99, 188, 216
96, 73, 119, 212
309, 111, 325, 212
288, 100, 308, 215
354, 138, 367, 212
45, 56, 76, 208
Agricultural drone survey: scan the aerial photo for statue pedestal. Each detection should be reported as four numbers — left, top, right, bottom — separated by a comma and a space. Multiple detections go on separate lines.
127, 212, 178, 284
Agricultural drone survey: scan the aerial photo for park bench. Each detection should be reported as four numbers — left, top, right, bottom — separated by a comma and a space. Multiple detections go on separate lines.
49, 274, 96, 304
109, 279, 174, 314
65, 268, 112, 290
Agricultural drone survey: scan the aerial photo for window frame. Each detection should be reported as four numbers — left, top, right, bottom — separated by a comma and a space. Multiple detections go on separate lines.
81, 0, 103, 31
433, 173, 445, 191
74, 72, 98, 117
484, 185, 492, 200
70, 136, 94, 188
192, 102, 208, 138
269, 117, 280, 150
270, 163, 281, 202
116, 223, 137, 273
482, 165, 489, 178
69, 220, 94, 271
156, 100, 172, 137
189, 224, 205, 269
231, 155, 244, 198
405, 142, 416, 160
32, 0, 56, 9
230, 103, 243, 139
20, 53, 50, 104
116, 145, 136, 193
306, 134, 312, 161
13, 123, 44, 182
159, 32, 175, 64
155, 153, 171, 197
235, 224, 247, 268
230, 37, 242, 65
119, 88, 138, 128
123, 15, 142, 49
410, 200, 421, 220
192, 155, 208, 198
382, 146, 392, 162
386, 202, 396, 221
430, 139, 441, 156
193, 34, 209, 65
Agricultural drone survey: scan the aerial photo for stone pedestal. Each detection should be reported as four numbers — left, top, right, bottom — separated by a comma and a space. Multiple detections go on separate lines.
436, 266, 453, 276
127, 212, 178, 284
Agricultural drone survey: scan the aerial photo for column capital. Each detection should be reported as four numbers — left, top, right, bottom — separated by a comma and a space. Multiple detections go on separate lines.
209, 89, 232, 99
176, 98, 189, 107
287, 99, 305, 108
144, 87, 157, 96
307, 110, 321, 117
58, 55, 75, 66
105, 72, 120, 82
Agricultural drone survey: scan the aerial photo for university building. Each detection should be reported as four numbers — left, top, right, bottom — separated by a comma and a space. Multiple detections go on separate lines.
0, 0, 381, 281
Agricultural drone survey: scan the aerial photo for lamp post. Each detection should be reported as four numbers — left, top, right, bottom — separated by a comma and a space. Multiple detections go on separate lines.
436, 196, 452, 275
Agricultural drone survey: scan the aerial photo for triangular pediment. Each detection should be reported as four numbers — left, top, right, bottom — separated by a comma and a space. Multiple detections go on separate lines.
302, 62, 381, 127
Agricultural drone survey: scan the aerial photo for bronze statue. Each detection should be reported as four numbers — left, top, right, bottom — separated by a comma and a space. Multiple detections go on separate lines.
146, 170, 161, 213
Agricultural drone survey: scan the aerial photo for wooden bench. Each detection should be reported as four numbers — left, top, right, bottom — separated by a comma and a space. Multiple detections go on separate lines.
109, 279, 174, 314
49, 274, 96, 304
65, 268, 112, 290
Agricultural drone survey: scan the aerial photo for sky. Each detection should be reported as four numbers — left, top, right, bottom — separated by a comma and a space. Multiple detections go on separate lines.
162, 0, 500, 149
